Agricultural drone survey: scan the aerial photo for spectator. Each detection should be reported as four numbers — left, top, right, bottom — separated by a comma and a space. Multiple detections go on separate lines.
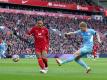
0, 10, 106, 55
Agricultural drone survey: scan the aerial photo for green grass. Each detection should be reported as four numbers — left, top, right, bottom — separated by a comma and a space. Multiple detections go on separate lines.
0, 58, 107, 80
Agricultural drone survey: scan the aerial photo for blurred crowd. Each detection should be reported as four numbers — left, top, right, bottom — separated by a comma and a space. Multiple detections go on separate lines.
42, 0, 87, 5
0, 12, 107, 55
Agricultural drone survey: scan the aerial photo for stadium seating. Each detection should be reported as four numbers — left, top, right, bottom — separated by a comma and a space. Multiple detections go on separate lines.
42, 0, 88, 5
0, 11, 107, 55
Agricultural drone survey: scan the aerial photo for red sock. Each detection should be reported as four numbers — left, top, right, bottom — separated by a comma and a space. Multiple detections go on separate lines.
42, 58, 48, 68
38, 58, 45, 69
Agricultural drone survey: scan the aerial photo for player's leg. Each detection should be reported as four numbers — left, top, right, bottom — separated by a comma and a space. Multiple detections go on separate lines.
42, 50, 48, 71
41, 45, 49, 71
74, 47, 92, 73
56, 46, 91, 64
92, 46, 97, 59
0, 50, 6, 58
75, 57, 91, 73
56, 46, 91, 73
35, 49, 45, 72
56, 50, 80, 65
93, 50, 97, 59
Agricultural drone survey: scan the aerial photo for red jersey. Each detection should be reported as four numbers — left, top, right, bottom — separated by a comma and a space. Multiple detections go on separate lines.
28, 26, 49, 46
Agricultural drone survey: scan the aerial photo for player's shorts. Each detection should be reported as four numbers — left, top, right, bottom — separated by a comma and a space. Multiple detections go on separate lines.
92, 48, 97, 53
80, 45, 93, 57
92, 49, 97, 57
93, 46, 98, 52
35, 44, 49, 54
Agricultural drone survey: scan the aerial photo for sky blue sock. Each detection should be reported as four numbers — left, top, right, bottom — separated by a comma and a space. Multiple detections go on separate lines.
62, 55, 76, 64
75, 59, 89, 69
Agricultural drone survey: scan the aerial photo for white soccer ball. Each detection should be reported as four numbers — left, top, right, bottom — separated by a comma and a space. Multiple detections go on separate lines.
12, 54, 20, 62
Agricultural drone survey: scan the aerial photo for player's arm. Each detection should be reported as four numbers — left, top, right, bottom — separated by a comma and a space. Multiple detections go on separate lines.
65, 32, 75, 36
65, 30, 81, 36
11, 28, 34, 45
26, 27, 34, 36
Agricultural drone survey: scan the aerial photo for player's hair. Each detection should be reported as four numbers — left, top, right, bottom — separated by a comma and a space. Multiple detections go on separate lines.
37, 19, 43, 21
79, 22, 87, 27
37, 19, 44, 24
37, 19, 44, 22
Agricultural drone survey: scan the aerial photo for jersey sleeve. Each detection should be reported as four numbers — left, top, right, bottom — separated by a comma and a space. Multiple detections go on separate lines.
90, 29, 96, 35
74, 30, 81, 35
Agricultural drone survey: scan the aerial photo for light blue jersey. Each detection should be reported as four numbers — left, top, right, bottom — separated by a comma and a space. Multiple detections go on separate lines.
0, 41, 7, 58
0, 41, 7, 51
75, 29, 96, 55
0, 27, 6, 36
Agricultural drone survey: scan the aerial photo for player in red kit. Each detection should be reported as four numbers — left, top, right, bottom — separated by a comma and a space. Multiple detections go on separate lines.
93, 44, 99, 58
28, 20, 49, 74
92, 36, 100, 59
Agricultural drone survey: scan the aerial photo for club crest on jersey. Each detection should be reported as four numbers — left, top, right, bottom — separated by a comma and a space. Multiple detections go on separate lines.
42, 30, 44, 33
87, 32, 91, 35
38, 33, 42, 36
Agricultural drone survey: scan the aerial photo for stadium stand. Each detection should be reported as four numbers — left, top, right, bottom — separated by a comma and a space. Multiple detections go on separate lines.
0, 9, 106, 55
42, 0, 88, 5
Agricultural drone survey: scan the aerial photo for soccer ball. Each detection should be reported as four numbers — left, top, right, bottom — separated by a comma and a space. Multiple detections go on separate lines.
12, 54, 20, 62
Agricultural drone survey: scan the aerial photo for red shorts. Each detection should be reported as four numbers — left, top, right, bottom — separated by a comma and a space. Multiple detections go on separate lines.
93, 50, 97, 55
92, 46, 98, 56
35, 44, 49, 54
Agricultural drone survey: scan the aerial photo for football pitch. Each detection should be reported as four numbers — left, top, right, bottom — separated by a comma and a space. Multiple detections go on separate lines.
0, 58, 107, 80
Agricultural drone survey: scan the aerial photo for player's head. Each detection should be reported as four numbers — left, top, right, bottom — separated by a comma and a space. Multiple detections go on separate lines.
79, 22, 87, 32
37, 20, 44, 27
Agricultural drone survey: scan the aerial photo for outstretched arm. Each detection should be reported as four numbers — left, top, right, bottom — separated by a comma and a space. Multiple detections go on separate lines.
65, 30, 80, 36
65, 32, 75, 36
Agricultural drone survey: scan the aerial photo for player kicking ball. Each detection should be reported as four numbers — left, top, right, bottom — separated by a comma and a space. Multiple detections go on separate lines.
0, 26, 10, 59
92, 37, 100, 59
0, 37, 7, 58
27, 20, 49, 74
56, 22, 101, 73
